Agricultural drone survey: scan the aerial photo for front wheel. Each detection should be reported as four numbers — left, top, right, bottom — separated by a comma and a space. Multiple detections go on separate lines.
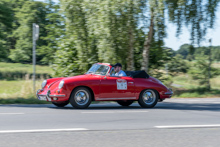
52, 101, 69, 107
138, 89, 158, 108
117, 100, 134, 106
70, 87, 92, 109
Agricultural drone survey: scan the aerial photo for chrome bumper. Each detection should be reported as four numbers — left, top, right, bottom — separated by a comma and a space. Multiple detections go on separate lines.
36, 89, 51, 101
36, 89, 65, 101
164, 88, 173, 95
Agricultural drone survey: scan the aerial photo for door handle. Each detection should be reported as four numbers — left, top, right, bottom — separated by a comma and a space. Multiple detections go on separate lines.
104, 77, 107, 79
128, 82, 134, 84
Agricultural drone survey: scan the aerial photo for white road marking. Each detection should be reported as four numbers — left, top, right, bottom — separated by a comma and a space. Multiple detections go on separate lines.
0, 128, 88, 134
81, 111, 148, 114
0, 113, 24, 115
82, 112, 114, 114
212, 102, 220, 104
155, 124, 220, 129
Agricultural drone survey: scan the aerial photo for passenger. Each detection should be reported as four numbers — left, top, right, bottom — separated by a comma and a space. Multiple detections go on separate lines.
112, 63, 127, 76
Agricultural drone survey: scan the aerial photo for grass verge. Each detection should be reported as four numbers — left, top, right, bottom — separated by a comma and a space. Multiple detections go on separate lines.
0, 97, 50, 104
173, 88, 220, 98
0, 62, 53, 74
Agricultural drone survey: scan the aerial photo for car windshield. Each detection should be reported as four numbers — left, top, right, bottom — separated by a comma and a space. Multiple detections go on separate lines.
86, 64, 110, 75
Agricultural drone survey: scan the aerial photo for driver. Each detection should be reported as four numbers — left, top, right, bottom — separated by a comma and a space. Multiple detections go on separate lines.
112, 63, 127, 76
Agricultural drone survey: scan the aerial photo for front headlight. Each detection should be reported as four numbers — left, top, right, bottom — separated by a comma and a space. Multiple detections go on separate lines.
58, 80, 64, 89
41, 80, 47, 89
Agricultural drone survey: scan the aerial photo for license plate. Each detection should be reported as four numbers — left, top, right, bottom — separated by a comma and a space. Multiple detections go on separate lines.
38, 95, 47, 101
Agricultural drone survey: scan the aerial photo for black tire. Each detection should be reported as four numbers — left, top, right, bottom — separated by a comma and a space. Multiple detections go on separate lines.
138, 89, 159, 108
69, 87, 92, 109
158, 99, 164, 102
117, 100, 134, 106
52, 101, 69, 107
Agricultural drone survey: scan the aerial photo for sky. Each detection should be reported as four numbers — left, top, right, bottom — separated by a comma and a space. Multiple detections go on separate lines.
164, 7, 220, 50
36, 0, 220, 51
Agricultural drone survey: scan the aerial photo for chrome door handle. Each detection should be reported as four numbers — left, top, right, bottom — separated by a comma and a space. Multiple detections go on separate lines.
128, 82, 134, 84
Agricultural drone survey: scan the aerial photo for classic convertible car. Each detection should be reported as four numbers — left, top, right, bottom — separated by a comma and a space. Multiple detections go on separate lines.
36, 63, 173, 109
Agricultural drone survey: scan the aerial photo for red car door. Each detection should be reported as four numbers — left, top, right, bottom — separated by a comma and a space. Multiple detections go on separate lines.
98, 76, 135, 100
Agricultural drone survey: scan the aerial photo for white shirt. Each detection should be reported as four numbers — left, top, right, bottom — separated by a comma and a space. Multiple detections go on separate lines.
113, 70, 127, 76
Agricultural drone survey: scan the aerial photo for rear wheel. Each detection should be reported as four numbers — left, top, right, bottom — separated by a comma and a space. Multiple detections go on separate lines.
117, 100, 134, 106
70, 87, 92, 109
52, 101, 69, 107
138, 89, 158, 108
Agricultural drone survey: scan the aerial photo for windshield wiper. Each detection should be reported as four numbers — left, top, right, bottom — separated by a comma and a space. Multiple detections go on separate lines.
87, 71, 93, 74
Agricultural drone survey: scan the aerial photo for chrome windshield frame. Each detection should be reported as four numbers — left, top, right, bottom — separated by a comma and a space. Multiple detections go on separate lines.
86, 64, 110, 76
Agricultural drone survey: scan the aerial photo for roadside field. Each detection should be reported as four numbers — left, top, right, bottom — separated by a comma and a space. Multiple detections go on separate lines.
0, 80, 42, 99
0, 80, 49, 104
0, 62, 53, 74
172, 74, 220, 98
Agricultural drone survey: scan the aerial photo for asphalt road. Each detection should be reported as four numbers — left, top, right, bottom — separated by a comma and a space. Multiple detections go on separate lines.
0, 98, 220, 147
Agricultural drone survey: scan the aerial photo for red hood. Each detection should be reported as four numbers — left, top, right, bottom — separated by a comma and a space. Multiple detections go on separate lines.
62, 74, 89, 81
48, 74, 92, 90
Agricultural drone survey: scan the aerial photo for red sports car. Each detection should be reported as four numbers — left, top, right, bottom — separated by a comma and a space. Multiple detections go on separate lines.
36, 63, 173, 109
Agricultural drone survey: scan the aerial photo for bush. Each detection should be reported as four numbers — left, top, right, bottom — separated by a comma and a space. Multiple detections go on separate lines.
0, 71, 51, 80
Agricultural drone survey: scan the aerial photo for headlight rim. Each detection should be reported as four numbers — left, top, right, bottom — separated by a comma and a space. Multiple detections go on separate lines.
58, 80, 65, 89
41, 80, 47, 89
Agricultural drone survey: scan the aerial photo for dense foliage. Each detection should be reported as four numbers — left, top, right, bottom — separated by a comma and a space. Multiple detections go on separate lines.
176, 44, 220, 62
0, 0, 219, 79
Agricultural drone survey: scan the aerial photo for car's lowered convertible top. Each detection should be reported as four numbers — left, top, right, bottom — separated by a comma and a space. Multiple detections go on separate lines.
124, 70, 149, 78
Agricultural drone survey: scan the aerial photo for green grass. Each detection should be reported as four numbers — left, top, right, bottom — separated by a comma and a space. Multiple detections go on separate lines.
0, 62, 53, 74
0, 80, 43, 99
172, 74, 220, 98
0, 98, 50, 104
173, 88, 220, 98
0, 62, 53, 80
0, 80, 51, 104
0, 62, 54, 103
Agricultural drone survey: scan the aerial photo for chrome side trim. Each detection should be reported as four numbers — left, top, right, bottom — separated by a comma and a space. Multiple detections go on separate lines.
49, 94, 65, 97
96, 97, 136, 100
38, 94, 65, 97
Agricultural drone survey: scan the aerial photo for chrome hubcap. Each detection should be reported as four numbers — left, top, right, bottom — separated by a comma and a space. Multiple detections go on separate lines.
75, 90, 89, 105
142, 90, 156, 105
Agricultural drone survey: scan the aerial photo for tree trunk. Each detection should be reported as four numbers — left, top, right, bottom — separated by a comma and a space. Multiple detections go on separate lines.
126, 0, 135, 71
127, 28, 135, 71
141, 10, 154, 72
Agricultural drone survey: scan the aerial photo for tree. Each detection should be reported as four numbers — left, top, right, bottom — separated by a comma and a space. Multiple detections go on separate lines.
188, 55, 220, 90
167, 54, 189, 76
141, 0, 220, 71
9, 1, 47, 62
0, 0, 13, 60
52, 37, 81, 77
8, 0, 62, 64
53, 0, 147, 75
38, 1, 65, 64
